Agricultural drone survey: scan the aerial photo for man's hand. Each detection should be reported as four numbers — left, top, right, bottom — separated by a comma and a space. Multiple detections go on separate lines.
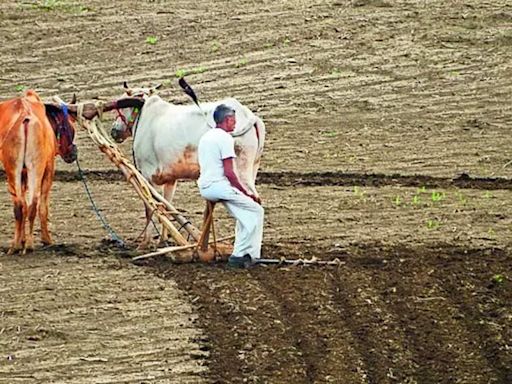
250, 194, 262, 205
222, 158, 262, 205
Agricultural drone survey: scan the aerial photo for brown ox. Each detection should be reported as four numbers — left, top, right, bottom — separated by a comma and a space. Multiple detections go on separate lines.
0, 90, 77, 254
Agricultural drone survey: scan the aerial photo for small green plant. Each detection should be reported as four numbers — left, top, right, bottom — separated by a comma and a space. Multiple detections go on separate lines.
145, 36, 158, 45
210, 41, 220, 52
235, 58, 248, 68
483, 191, 493, 199
412, 195, 421, 205
393, 195, 402, 206
426, 219, 440, 230
353, 186, 365, 198
488, 227, 496, 236
331, 68, 341, 76
175, 67, 207, 78
31, 0, 90, 13
34, 0, 61, 10
322, 130, 337, 137
15, 85, 26, 92
431, 191, 445, 202
417, 186, 427, 194
283, 38, 291, 46
491, 274, 505, 285
263, 42, 274, 49
455, 191, 467, 204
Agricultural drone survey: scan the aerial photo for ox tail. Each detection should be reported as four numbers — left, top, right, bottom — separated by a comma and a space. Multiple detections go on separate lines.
254, 116, 266, 155
22, 117, 30, 169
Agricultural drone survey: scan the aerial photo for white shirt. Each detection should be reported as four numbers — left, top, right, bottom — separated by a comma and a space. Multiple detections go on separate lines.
197, 128, 236, 189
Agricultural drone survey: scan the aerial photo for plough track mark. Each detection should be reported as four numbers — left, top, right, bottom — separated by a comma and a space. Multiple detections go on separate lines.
154, 263, 309, 383
433, 250, 512, 383
253, 268, 366, 383
1, 169, 509, 190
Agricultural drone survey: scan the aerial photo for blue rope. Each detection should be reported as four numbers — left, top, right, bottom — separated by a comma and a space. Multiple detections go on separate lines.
76, 157, 125, 248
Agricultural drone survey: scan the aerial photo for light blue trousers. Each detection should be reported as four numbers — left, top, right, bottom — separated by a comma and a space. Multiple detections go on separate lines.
199, 181, 264, 260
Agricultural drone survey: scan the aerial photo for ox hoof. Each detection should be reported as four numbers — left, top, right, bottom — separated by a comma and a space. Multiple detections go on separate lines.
7, 245, 23, 255
137, 242, 155, 251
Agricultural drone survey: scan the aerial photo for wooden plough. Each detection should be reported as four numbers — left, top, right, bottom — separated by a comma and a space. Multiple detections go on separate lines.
59, 97, 232, 263
54, 94, 342, 268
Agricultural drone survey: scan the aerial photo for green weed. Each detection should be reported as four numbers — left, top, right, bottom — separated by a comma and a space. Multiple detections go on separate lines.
210, 41, 220, 53
15, 85, 26, 92
322, 130, 337, 137
353, 186, 365, 198
483, 191, 493, 199
235, 58, 248, 68
431, 191, 445, 202
455, 191, 467, 204
426, 219, 440, 230
145, 36, 158, 45
491, 274, 505, 285
417, 186, 427, 194
31, 0, 90, 13
175, 67, 207, 78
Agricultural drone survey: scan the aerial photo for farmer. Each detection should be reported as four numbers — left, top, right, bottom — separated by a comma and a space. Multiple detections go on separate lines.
197, 104, 264, 268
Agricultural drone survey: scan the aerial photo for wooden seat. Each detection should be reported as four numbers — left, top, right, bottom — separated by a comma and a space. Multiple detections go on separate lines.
198, 201, 216, 252
195, 200, 234, 262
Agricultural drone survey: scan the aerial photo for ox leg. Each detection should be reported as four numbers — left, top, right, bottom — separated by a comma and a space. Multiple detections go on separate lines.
237, 148, 260, 198
25, 196, 38, 252
38, 164, 55, 246
251, 156, 262, 198
5, 169, 26, 255
24, 162, 47, 252
160, 180, 178, 244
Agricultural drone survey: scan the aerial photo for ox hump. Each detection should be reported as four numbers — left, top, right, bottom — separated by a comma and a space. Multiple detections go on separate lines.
23, 90, 43, 104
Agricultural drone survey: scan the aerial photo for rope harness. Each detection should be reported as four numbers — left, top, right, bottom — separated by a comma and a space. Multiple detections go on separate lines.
75, 102, 125, 247
76, 157, 125, 247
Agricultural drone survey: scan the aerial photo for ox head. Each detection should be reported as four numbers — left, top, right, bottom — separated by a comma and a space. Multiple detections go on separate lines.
110, 81, 161, 143
45, 96, 78, 163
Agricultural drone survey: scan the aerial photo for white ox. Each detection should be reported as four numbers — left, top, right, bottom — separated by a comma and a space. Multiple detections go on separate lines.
110, 84, 265, 246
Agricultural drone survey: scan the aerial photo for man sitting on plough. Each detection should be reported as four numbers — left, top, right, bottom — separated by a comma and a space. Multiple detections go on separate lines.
197, 104, 264, 268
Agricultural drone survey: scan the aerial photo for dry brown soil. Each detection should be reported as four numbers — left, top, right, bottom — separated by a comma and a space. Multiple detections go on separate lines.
0, 1, 511, 383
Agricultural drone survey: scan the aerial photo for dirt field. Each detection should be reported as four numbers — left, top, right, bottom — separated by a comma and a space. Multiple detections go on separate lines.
1, 0, 511, 383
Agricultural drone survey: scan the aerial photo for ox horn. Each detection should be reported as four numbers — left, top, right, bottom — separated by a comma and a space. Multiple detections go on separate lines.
70, 93, 77, 104
148, 83, 162, 96
123, 81, 133, 96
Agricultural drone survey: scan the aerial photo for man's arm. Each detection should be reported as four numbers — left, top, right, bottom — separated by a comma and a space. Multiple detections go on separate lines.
223, 157, 261, 204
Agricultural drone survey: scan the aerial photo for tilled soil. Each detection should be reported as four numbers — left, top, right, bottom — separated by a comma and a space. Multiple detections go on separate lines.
1, 1, 511, 383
